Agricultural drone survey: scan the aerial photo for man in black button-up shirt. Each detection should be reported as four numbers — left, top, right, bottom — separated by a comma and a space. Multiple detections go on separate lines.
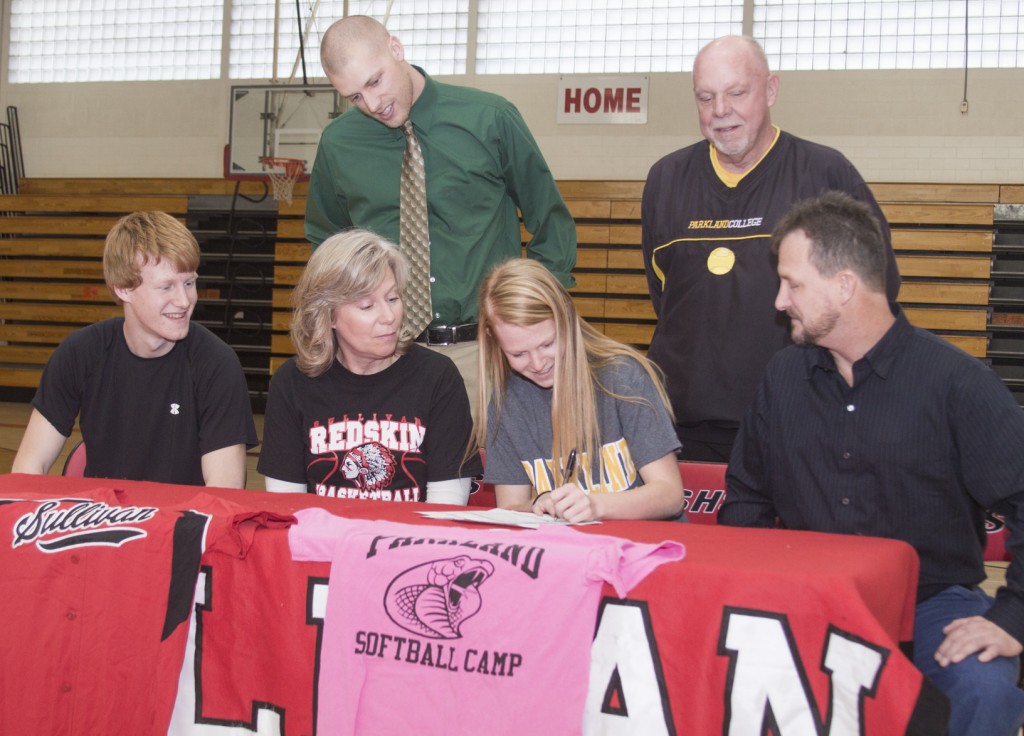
721, 191, 1024, 736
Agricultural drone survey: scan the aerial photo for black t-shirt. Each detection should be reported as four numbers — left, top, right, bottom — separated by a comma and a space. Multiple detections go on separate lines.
32, 318, 257, 485
258, 344, 480, 502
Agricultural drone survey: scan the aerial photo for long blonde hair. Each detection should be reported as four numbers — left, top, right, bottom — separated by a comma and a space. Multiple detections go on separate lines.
291, 229, 412, 377
475, 259, 672, 489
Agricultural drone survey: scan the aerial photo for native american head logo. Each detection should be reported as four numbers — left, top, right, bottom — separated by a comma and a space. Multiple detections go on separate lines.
384, 555, 496, 639
340, 442, 397, 491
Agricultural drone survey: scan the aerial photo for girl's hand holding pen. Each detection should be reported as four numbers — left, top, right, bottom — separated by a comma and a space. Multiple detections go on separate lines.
547, 482, 598, 523
532, 448, 599, 523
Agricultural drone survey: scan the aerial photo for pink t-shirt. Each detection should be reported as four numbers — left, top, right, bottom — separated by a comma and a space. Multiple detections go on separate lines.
288, 507, 685, 735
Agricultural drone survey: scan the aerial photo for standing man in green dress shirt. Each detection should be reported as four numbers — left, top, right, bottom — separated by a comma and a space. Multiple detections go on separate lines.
306, 15, 577, 408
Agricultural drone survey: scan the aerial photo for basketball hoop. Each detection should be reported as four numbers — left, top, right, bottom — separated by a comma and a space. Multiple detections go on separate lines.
260, 156, 306, 205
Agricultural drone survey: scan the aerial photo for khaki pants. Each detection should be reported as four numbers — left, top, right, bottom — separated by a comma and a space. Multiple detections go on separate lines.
424, 341, 481, 426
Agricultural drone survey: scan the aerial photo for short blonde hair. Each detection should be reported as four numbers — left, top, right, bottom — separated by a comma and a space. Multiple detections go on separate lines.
103, 212, 200, 304
291, 229, 411, 377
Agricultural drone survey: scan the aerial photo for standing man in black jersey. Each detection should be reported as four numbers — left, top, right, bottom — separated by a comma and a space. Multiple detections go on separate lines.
642, 35, 900, 461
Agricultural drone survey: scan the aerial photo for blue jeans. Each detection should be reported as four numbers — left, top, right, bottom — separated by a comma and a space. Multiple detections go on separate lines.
914, 585, 1024, 736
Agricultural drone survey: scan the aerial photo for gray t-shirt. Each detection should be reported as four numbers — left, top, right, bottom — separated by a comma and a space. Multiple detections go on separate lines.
484, 357, 680, 495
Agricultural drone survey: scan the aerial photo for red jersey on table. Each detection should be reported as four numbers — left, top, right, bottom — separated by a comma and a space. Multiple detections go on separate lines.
0, 486, 293, 736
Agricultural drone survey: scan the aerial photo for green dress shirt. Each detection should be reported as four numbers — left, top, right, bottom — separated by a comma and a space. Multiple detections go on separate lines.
305, 68, 577, 325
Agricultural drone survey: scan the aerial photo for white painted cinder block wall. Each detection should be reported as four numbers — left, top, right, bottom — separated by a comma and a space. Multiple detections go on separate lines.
0, 67, 1021, 183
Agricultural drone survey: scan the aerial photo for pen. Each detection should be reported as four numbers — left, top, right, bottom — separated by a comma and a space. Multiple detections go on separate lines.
565, 448, 577, 482
533, 448, 579, 510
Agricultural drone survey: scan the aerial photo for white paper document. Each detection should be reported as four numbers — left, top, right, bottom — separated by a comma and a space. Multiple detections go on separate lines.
417, 508, 601, 528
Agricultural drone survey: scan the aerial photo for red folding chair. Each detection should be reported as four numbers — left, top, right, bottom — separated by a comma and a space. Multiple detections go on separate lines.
679, 461, 727, 524
984, 510, 1014, 562
468, 479, 497, 508
467, 450, 496, 508
62, 441, 87, 477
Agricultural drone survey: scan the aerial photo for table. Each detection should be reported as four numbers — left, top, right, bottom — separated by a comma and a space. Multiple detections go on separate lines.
0, 474, 940, 734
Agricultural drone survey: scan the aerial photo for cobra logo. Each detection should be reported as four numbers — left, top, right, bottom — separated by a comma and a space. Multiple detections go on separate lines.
383, 555, 495, 639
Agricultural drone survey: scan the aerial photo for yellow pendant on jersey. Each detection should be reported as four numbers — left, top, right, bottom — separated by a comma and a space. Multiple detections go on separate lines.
707, 247, 736, 275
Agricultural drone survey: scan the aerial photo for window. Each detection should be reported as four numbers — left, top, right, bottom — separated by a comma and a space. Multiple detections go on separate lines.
6, 0, 1022, 84
8, 0, 222, 83
476, 0, 743, 74
755, 0, 1023, 70
228, 0, 469, 80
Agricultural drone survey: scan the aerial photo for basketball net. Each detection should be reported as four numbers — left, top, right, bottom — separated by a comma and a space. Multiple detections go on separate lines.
260, 156, 305, 205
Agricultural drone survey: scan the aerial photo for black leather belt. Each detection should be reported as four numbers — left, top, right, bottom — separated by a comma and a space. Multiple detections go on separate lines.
415, 323, 478, 346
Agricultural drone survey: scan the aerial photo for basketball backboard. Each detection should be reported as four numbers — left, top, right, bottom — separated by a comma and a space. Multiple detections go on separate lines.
226, 84, 347, 180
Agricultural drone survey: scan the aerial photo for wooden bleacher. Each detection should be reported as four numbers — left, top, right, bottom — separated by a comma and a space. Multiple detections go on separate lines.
1, 179, 1021, 404
273, 182, 1012, 362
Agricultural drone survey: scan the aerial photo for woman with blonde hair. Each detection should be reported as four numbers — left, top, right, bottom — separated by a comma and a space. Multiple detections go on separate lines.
476, 258, 685, 522
259, 229, 480, 503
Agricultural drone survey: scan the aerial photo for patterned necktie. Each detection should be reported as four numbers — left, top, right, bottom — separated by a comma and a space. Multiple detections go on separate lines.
400, 120, 432, 338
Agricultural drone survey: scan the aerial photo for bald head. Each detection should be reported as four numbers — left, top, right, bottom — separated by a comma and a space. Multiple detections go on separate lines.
321, 15, 391, 76
694, 35, 770, 80
691, 35, 779, 173
320, 15, 423, 129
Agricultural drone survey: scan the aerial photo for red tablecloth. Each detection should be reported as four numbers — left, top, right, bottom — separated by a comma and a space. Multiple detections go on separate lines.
0, 474, 940, 734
